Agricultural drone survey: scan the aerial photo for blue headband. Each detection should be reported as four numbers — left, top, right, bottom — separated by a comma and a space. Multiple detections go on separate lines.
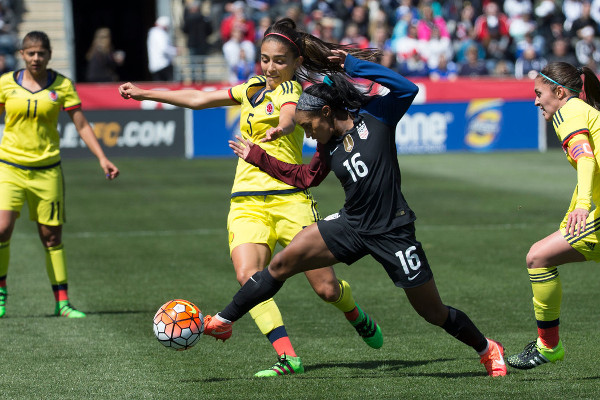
539, 72, 581, 93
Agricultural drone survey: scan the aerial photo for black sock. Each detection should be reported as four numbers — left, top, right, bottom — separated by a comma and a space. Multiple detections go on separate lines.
219, 268, 284, 322
441, 306, 488, 353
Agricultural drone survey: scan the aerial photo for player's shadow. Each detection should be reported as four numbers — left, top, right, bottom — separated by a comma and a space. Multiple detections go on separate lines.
188, 357, 484, 383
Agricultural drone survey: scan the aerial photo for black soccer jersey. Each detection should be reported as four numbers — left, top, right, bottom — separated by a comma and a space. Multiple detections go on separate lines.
244, 54, 419, 234
321, 111, 415, 234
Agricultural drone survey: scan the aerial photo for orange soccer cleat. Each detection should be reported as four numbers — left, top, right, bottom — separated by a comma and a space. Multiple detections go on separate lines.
480, 338, 507, 377
203, 314, 233, 341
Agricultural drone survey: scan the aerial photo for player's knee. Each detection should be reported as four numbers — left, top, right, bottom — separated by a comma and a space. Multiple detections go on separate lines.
269, 252, 298, 280
415, 305, 447, 326
526, 247, 548, 269
313, 282, 339, 302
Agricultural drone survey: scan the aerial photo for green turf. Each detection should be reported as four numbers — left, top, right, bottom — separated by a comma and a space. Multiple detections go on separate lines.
2, 151, 599, 399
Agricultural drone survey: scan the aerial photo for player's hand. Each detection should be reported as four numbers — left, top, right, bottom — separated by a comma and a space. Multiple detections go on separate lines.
261, 126, 284, 143
228, 135, 253, 160
118, 82, 144, 100
100, 158, 120, 180
566, 208, 589, 237
328, 50, 348, 68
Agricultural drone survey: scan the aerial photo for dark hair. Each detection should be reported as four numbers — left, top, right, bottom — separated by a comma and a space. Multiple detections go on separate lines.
22, 31, 52, 52
539, 62, 600, 110
301, 73, 372, 114
262, 18, 381, 82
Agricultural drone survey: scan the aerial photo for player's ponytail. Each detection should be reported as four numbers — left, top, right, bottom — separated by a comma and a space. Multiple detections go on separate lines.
581, 67, 600, 111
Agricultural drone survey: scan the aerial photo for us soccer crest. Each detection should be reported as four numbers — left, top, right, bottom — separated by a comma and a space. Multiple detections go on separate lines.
357, 121, 369, 139
265, 101, 274, 115
343, 135, 354, 152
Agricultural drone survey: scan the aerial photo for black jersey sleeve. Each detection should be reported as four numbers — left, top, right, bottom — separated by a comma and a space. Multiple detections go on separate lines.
344, 54, 419, 127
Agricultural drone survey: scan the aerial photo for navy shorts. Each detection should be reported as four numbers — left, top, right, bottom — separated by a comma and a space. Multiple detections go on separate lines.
317, 213, 433, 288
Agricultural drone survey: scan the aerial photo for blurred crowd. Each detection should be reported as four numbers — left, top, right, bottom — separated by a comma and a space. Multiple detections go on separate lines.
0, 0, 22, 75
178, 0, 600, 83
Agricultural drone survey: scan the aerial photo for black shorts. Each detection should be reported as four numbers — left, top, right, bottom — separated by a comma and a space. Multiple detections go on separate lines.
317, 213, 433, 288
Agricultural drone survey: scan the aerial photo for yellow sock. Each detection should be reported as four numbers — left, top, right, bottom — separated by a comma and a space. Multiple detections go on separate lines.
45, 244, 67, 285
249, 298, 285, 335
328, 280, 356, 313
529, 267, 562, 323
0, 241, 9, 278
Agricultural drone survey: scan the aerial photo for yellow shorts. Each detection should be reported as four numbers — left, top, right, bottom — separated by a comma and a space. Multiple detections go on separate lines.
227, 190, 320, 255
0, 162, 65, 225
560, 209, 600, 261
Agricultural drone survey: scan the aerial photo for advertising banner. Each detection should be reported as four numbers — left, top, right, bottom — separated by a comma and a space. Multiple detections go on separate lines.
190, 98, 540, 157
57, 109, 187, 158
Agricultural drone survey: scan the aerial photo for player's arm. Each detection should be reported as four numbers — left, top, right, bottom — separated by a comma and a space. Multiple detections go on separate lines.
118, 83, 236, 110
262, 102, 297, 142
565, 133, 596, 235
68, 108, 120, 180
229, 135, 330, 188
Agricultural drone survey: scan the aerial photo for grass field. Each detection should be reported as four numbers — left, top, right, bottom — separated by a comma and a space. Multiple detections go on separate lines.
1, 150, 599, 399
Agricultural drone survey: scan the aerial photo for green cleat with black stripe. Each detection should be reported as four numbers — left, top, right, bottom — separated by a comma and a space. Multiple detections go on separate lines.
351, 304, 383, 349
0, 287, 6, 318
55, 300, 86, 318
254, 354, 304, 377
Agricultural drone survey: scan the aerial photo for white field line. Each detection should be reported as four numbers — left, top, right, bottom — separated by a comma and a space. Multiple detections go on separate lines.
12, 223, 556, 239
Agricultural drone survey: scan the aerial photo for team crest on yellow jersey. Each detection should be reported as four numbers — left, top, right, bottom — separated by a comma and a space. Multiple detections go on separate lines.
343, 135, 354, 152
48, 90, 58, 101
265, 101, 274, 115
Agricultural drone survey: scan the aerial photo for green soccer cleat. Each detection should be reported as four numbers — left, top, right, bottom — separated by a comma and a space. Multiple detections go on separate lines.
507, 338, 564, 370
254, 354, 304, 377
351, 305, 383, 349
0, 288, 6, 318
55, 301, 86, 318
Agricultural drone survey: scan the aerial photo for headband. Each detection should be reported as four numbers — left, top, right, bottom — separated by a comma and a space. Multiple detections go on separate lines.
265, 32, 301, 54
297, 92, 327, 111
539, 72, 581, 93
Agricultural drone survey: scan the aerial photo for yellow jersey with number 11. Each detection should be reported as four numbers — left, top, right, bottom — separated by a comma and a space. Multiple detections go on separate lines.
0, 70, 81, 168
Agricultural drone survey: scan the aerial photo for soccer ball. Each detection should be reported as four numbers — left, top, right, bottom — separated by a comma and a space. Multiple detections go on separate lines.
153, 299, 204, 350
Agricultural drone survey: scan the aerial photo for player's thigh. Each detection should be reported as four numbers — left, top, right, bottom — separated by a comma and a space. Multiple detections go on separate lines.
227, 197, 277, 256
0, 163, 27, 216
366, 223, 434, 288
230, 242, 272, 285
270, 223, 339, 280
528, 230, 586, 268
26, 167, 64, 226
270, 192, 320, 247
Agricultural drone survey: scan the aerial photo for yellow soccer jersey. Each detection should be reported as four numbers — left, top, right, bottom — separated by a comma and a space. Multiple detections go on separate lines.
0, 70, 81, 167
228, 76, 305, 196
553, 97, 600, 209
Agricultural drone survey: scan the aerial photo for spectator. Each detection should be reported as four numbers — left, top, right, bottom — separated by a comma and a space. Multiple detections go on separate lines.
514, 47, 547, 79
370, 25, 394, 68
147, 16, 177, 81
397, 48, 429, 77
391, 11, 415, 48
422, 25, 453, 69
429, 54, 458, 81
340, 22, 369, 49
222, 25, 256, 84
394, 0, 419, 23
503, 0, 533, 19
394, 22, 422, 64
183, 1, 214, 83
0, 0, 16, 56
458, 44, 489, 76
491, 59, 514, 77
231, 47, 255, 83
563, 0, 585, 32
570, 0, 600, 40
416, 3, 449, 41
545, 37, 578, 65
85, 27, 124, 82
574, 25, 600, 70
474, 2, 511, 61
220, 1, 255, 43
